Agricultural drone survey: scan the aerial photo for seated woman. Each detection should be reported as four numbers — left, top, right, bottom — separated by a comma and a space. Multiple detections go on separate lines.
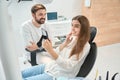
22, 15, 90, 80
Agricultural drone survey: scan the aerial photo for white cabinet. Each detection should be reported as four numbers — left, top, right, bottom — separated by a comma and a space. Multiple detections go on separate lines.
46, 20, 71, 46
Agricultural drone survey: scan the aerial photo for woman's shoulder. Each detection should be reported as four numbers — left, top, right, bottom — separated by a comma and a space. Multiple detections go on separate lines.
85, 42, 90, 49
78, 42, 90, 61
84, 42, 90, 54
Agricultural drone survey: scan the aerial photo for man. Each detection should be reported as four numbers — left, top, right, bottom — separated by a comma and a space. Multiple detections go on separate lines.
21, 4, 53, 66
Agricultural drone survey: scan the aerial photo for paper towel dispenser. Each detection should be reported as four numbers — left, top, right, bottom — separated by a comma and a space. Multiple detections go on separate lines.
18, 0, 53, 4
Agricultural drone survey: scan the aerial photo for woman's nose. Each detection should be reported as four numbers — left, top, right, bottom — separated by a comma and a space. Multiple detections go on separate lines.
71, 26, 75, 30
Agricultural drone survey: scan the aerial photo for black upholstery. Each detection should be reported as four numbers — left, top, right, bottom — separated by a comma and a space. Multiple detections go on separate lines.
76, 26, 97, 77
76, 42, 97, 77
89, 26, 97, 43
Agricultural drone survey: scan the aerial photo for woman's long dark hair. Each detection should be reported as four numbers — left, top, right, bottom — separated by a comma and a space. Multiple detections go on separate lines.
69, 15, 90, 59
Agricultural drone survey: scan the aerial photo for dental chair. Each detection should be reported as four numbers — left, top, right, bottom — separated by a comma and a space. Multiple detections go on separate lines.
76, 26, 97, 77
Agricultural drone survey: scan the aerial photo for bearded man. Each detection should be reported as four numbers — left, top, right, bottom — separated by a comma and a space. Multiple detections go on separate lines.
21, 4, 52, 66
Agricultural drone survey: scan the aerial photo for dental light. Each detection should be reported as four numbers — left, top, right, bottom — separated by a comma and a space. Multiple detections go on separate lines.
33, 0, 53, 4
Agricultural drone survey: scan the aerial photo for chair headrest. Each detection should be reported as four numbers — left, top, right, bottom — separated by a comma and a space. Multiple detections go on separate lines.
89, 26, 97, 43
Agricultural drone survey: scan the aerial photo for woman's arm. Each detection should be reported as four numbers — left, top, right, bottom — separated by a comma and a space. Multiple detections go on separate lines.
42, 39, 79, 69
42, 32, 72, 59
56, 42, 90, 70
42, 41, 86, 70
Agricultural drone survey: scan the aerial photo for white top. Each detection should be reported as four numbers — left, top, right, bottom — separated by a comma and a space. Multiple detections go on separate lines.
21, 20, 52, 46
45, 37, 90, 78
21, 20, 53, 64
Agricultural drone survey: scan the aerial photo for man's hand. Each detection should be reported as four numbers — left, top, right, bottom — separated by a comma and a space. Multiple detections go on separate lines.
26, 41, 39, 51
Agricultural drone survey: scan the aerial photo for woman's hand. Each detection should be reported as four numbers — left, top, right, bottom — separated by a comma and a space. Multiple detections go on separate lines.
59, 32, 73, 51
26, 41, 39, 51
63, 32, 73, 46
42, 39, 58, 59
42, 39, 53, 53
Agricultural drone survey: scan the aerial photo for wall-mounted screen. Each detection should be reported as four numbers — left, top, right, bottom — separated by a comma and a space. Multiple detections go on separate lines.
47, 12, 57, 21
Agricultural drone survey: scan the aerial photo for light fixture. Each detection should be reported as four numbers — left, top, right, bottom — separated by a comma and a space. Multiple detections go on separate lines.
33, 0, 53, 4
17, 0, 32, 3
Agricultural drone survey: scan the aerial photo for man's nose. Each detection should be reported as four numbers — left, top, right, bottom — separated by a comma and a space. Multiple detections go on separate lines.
42, 15, 46, 18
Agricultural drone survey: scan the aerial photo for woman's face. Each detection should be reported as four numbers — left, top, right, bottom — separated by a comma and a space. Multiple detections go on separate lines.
71, 20, 81, 36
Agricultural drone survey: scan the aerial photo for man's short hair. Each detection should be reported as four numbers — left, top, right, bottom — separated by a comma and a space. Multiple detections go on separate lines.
31, 4, 46, 14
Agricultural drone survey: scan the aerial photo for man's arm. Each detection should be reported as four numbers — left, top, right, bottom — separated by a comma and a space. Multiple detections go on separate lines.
21, 25, 33, 46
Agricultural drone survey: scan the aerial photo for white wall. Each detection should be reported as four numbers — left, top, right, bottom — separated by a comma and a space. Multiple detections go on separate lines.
8, 0, 82, 57
0, 0, 97, 79
0, 59, 6, 80
45, 0, 82, 19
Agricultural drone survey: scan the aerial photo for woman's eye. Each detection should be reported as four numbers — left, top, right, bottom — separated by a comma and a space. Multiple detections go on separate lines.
71, 24, 80, 28
74, 25, 80, 28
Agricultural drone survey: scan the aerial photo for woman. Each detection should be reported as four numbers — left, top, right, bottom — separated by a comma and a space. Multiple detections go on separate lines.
22, 15, 90, 80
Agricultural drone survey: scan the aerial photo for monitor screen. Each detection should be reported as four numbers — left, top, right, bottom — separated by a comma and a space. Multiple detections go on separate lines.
47, 12, 57, 20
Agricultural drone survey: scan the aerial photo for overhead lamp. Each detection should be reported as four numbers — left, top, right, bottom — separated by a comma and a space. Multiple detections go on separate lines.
33, 0, 53, 4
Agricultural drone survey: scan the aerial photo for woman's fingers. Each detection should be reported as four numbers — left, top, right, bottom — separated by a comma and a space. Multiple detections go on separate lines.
66, 32, 72, 39
42, 39, 49, 48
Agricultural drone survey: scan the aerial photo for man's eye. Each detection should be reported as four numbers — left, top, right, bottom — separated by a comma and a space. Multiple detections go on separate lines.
39, 14, 43, 16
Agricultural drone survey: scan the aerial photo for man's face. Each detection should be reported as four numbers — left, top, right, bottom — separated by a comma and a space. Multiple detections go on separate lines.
33, 9, 46, 24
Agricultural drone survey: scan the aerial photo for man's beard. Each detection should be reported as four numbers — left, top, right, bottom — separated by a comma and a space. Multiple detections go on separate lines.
35, 17, 45, 24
